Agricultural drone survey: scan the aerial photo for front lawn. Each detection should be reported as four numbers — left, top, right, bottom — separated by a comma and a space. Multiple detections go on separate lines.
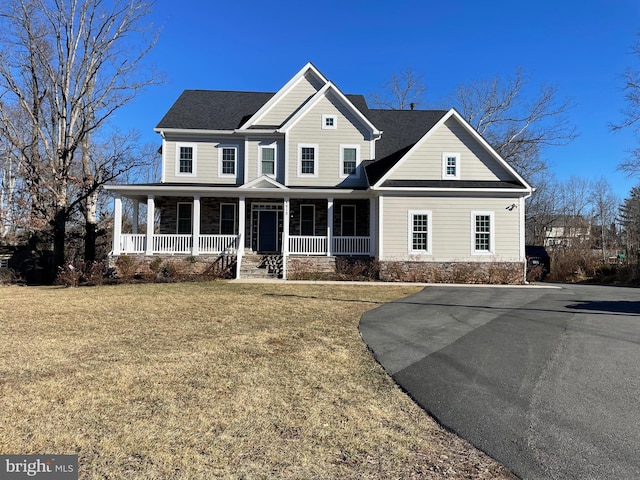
0, 282, 513, 479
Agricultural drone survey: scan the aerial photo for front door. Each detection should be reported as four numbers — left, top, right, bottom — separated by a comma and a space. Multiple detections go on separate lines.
258, 211, 278, 252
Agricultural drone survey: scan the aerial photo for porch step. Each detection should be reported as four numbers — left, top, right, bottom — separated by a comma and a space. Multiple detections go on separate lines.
240, 254, 283, 279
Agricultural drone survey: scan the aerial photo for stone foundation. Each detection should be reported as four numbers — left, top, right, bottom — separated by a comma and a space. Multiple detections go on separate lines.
108, 254, 236, 279
379, 261, 525, 284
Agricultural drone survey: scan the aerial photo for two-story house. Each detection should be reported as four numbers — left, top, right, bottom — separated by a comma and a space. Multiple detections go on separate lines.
106, 63, 533, 282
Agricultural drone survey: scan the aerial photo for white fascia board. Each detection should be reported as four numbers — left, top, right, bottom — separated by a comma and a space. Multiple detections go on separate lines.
279, 82, 381, 136
374, 186, 530, 194
154, 128, 236, 136
372, 108, 533, 193
238, 62, 329, 130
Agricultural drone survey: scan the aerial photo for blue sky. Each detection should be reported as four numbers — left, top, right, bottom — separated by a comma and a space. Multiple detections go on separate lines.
115, 0, 640, 199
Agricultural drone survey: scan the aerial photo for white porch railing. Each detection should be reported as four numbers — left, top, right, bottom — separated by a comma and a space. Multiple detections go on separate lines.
333, 236, 371, 255
153, 234, 192, 254
120, 234, 146, 253
289, 235, 328, 255
289, 236, 370, 255
199, 234, 239, 253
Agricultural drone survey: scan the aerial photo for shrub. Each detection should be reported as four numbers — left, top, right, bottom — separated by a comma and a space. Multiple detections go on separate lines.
56, 261, 84, 287
115, 255, 137, 280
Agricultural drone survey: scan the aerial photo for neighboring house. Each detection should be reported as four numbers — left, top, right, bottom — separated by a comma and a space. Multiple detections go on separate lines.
105, 63, 533, 282
543, 216, 591, 248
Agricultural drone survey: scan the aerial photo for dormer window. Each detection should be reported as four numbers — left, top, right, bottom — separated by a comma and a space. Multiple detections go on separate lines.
322, 114, 337, 130
442, 152, 460, 179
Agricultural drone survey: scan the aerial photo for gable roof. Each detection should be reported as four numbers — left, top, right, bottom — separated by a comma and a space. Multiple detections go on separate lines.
155, 89, 370, 132
363, 109, 448, 185
367, 108, 532, 191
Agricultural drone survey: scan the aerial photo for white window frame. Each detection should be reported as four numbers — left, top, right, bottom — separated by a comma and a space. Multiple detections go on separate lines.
175, 143, 197, 177
258, 143, 277, 178
339, 144, 361, 178
297, 144, 319, 177
442, 152, 460, 180
220, 203, 236, 235
471, 211, 495, 255
177, 202, 193, 234
300, 204, 315, 236
322, 114, 337, 130
218, 145, 238, 178
408, 210, 432, 255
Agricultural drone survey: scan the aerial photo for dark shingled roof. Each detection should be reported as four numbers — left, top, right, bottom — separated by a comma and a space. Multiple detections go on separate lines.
156, 90, 371, 131
156, 91, 275, 130
363, 109, 448, 185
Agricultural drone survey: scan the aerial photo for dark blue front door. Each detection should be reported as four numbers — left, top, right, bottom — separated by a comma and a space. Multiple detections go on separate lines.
258, 211, 278, 252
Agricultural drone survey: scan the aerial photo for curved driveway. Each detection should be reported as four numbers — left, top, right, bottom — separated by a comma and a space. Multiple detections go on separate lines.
360, 283, 640, 480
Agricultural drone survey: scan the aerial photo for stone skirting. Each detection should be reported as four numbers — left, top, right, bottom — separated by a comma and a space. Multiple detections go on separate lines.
379, 261, 525, 284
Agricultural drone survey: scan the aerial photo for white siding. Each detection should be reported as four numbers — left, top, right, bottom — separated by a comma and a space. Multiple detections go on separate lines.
381, 195, 522, 262
287, 91, 372, 187
163, 135, 245, 184
257, 71, 324, 127
388, 118, 516, 182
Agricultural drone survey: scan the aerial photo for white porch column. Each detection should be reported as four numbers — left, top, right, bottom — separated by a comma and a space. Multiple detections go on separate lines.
282, 197, 290, 280
369, 197, 377, 256
238, 196, 246, 253
145, 195, 155, 256
192, 195, 200, 256
113, 195, 122, 255
327, 198, 334, 256
132, 200, 139, 234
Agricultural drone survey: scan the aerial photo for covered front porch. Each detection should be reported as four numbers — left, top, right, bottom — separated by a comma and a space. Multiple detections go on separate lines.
109, 189, 376, 278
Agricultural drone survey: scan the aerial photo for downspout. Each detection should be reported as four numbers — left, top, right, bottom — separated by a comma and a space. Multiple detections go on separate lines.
522, 189, 533, 284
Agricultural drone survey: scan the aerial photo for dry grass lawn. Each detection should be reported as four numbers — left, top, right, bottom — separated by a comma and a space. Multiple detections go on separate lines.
0, 282, 514, 479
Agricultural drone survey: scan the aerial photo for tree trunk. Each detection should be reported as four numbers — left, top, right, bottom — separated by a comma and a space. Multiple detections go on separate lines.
52, 207, 67, 279
84, 190, 99, 263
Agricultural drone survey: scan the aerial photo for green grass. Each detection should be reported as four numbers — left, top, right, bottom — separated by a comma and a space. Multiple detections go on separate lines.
0, 282, 514, 479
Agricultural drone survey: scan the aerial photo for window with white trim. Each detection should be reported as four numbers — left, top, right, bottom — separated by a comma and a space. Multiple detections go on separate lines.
408, 210, 432, 254
322, 114, 337, 129
259, 144, 276, 177
298, 144, 318, 176
176, 144, 196, 176
340, 145, 360, 177
341, 205, 356, 236
177, 202, 192, 234
300, 204, 315, 236
442, 152, 460, 179
220, 203, 236, 235
218, 145, 237, 177
472, 211, 494, 254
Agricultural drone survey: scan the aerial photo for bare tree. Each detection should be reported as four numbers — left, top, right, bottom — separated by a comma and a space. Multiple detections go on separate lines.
0, 0, 160, 272
452, 68, 576, 180
369, 68, 426, 110
614, 33, 640, 175
589, 177, 620, 260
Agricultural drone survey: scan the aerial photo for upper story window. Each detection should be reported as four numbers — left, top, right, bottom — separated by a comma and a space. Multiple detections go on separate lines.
322, 114, 337, 130
298, 144, 318, 177
340, 145, 360, 177
472, 211, 494, 255
409, 210, 432, 254
176, 143, 197, 176
219, 145, 238, 177
259, 144, 276, 177
442, 152, 460, 179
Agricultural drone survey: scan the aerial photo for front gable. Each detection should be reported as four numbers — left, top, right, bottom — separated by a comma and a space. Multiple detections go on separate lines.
374, 109, 531, 190
240, 63, 328, 129
241, 175, 288, 189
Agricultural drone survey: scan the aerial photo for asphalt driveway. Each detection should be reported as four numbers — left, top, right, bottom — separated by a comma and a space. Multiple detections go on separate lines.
360, 283, 640, 480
